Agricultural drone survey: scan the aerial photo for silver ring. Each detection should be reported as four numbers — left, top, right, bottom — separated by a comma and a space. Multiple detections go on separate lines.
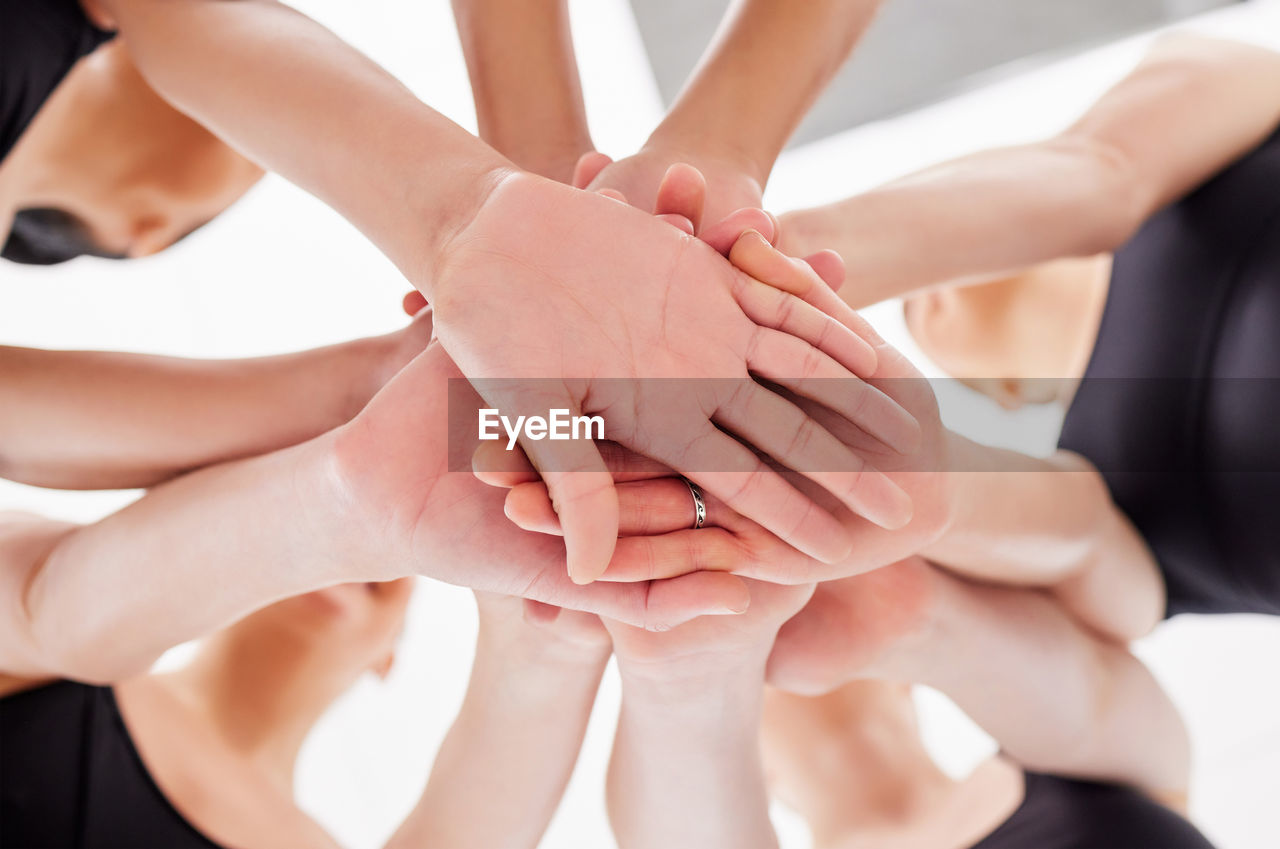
683, 478, 706, 530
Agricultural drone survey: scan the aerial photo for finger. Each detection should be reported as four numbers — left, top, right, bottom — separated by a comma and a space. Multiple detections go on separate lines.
642, 571, 752, 628
596, 188, 628, 204
490, 388, 619, 584
764, 210, 781, 245
656, 213, 696, 236
403, 290, 429, 317
715, 384, 913, 530
673, 423, 853, 563
523, 598, 562, 626
730, 229, 830, 298
604, 527, 741, 581
746, 327, 922, 454
478, 439, 676, 490
473, 440, 539, 488
507, 476, 718, 537
517, 563, 748, 629
573, 151, 613, 189
732, 231, 884, 348
597, 441, 681, 482
654, 162, 706, 232
734, 275, 879, 378
701, 208, 776, 255
802, 250, 846, 291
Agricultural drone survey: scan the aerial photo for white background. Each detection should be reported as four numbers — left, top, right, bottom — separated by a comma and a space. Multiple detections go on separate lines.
2, 1, 1279, 846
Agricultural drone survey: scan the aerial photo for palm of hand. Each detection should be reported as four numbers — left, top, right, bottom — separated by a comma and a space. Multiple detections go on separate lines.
333, 345, 745, 629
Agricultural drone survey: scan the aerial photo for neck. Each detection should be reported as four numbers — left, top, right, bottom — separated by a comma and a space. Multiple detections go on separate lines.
161, 628, 353, 793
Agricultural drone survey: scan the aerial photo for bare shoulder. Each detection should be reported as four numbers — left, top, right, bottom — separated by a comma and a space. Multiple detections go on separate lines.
115, 677, 342, 849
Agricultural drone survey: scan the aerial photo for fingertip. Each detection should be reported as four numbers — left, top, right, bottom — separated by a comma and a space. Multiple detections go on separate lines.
402, 290, 429, 317
656, 212, 697, 236
802, 250, 846, 291
655, 163, 707, 231
573, 151, 613, 189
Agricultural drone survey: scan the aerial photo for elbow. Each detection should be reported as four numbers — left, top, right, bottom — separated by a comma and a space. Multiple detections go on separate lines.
1042, 134, 1154, 254
17, 553, 150, 686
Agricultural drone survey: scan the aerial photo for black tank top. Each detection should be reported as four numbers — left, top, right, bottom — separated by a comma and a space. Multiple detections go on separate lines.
970, 771, 1215, 849
0, 680, 224, 848
1059, 129, 1280, 617
0, 0, 114, 161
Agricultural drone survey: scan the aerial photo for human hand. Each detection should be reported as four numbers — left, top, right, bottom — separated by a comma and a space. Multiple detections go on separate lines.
358, 300, 436, 404
473, 591, 612, 661
326, 342, 753, 630
481, 229, 953, 587
765, 557, 939, 695
605, 577, 814, 677
578, 144, 764, 229
429, 171, 919, 585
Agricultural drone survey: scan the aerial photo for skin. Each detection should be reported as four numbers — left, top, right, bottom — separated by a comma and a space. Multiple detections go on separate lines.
453, 0, 882, 219
760, 682, 1026, 849
0, 341, 762, 688
386, 592, 612, 849
499, 469, 1191, 803
484, 220, 1190, 799
586, 0, 885, 223
6, 579, 612, 848
778, 35, 1280, 308
451, 0, 593, 183
603, 578, 815, 849
0, 308, 435, 490
89, 0, 916, 584
0, 41, 262, 257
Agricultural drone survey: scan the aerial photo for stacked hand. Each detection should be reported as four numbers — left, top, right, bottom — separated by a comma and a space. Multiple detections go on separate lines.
421, 167, 921, 586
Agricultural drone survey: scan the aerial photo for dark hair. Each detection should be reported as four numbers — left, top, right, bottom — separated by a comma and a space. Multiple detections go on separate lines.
2, 208, 125, 265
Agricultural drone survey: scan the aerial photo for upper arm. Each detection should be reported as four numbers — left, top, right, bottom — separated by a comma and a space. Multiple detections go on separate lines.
0, 512, 80, 680
1062, 35, 1280, 233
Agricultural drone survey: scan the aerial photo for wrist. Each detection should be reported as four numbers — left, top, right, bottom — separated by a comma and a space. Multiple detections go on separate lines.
643, 122, 770, 190
617, 649, 768, 701
290, 433, 402, 583
410, 155, 517, 299
478, 619, 613, 670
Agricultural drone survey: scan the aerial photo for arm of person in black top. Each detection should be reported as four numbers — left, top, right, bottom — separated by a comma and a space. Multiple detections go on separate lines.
768, 557, 1192, 811
778, 34, 1280, 307
0, 343, 750, 689
0, 308, 432, 490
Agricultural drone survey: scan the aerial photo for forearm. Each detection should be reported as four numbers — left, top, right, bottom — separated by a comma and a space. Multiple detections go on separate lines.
650, 0, 880, 185
102, 0, 512, 289
390, 630, 608, 849
0, 338, 391, 490
452, 0, 591, 182
781, 36, 1280, 306
779, 137, 1137, 307
922, 432, 1163, 641
881, 567, 1190, 799
608, 656, 777, 849
0, 436, 359, 682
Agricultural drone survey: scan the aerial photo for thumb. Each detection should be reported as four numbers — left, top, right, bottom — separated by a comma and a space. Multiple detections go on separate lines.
488, 385, 619, 584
